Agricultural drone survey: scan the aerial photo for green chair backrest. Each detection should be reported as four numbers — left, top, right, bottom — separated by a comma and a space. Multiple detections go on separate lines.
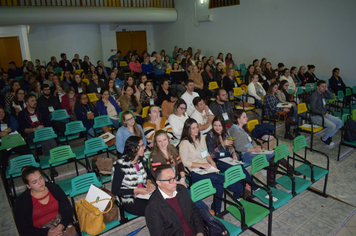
314, 82, 317, 90
345, 88, 352, 97
239, 64, 246, 70
51, 109, 70, 121
15, 76, 22, 81
84, 137, 108, 156
64, 121, 86, 136
70, 173, 102, 198
8, 154, 39, 176
241, 69, 247, 76
293, 135, 307, 152
169, 56, 175, 63
49, 145, 76, 165
190, 179, 216, 203
353, 110, 356, 121
353, 86, 356, 95
234, 64, 239, 71
274, 144, 290, 163
251, 154, 269, 175
0, 133, 26, 150
223, 165, 246, 188
54, 68, 63, 74
33, 127, 57, 143
93, 115, 113, 129
342, 114, 349, 126
305, 84, 312, 92
337, 90, 344, 99
296, 86, 304, 96
288, 89, 293, 94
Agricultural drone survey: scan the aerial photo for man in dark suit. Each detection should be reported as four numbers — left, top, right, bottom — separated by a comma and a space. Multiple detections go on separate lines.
66, 59, 79, 74
7, 61, 23, 79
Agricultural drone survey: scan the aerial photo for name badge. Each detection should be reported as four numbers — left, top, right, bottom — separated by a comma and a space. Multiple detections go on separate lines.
48, 106, 54, 112
30, 115, 38, 122
200, 148, 208, 158
137, 173, 143, 184
322, 98, 326, 106
203, 115, 208, 124
78, 87, 83, 93
0, 123, 8, 131
220, 152, 225, 157
222, 112, 229, 121
234, 82, 238, 87
150, 98, 154, 105
338, 83, 341, 86
97, 87, 101, 93
87, 111, 92, 114
247, 135, 252, 142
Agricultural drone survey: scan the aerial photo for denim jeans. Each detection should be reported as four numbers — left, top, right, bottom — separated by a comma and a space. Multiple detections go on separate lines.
311, 114, 342, 140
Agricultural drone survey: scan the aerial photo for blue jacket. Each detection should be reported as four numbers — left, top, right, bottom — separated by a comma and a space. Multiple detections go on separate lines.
142, 63, 155, 74
115, 125, 147, 153
74, 103, 99, 130
96, 97, 122, 117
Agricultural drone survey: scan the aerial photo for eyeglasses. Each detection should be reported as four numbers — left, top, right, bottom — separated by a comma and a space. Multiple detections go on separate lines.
158, 176, 178, 184
125, 116, 135, 122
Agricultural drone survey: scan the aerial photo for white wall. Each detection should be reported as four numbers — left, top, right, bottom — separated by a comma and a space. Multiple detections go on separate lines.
27, 24, 103, 66
153, 0, 356, 86
27, 24, 155, 68
0, 25, 31, 61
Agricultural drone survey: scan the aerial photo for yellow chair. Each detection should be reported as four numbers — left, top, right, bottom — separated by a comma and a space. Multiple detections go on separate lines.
75, 69, 84, 74
237, 78, 242, 85
247, 119, 259, 133
297, 103, 325, 151
208, 81, 219, 90
82, 79, 90, 86
233, 87, 255, 111
230, 87, 243, 101
87, 93, 99, 103
234, 71, 240, 77
141, 106, 150, 118
120, 61, 128, 67
166, 68, 172, 74
223, 66, 227, 71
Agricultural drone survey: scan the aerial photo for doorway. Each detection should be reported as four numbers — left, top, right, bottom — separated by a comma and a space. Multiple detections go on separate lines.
0, 36, 22, 70
116, 31, 147, 57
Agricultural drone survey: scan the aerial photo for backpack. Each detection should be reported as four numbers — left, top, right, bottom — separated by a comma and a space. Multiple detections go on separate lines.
251, 123, 275, 138
199, 207, 230, 236
344, 116, 356, 142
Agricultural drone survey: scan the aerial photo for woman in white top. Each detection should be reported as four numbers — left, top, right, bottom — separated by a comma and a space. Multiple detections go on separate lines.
280, 68, 296, 93
247, 73, 266, 109
179, 118, 244, 213
215, 53, 226, 67
168, 99, 188, 140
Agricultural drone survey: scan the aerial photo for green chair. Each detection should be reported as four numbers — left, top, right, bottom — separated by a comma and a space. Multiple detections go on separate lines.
64, 121, 87, 173
305, 84, 312, 93
51, 109, 70, 121
288, 88, 293, 94
8, 154, 40, 201
93, 115, 114, 136
15, 76, 22, 81
337, 114, 356, 161
274, 144, 312, 195
353, 109, 356, 120
69, 173, 121, 236
0, 133, 27, 151
84, 137, 109, 180
33, 127, 58, 164
239, 63, 246, 70
190, 179, 242, 236
234, 64, 239, 71
296, 86, 304, 101
54, 68, 63, 74
49, 145, 78, 195
250, 154, 293, 209
292, 135, 329, 196
222, 165, 272, 235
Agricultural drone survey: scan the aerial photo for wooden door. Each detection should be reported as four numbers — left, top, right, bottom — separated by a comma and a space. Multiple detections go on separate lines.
0, 36, 22, 70
116, 31, 147, 56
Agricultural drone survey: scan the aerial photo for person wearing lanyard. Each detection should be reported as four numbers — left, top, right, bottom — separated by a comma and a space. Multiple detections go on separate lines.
37, 84, 61, 118
111, 136, 155, 216
61, 87, 77, 120
18, 94, 58, 175
74, 93, 99, 139
139, 81, 159, 107
209, 88, 234, 125
310, 80, 341, 147
96, 89, 122, 128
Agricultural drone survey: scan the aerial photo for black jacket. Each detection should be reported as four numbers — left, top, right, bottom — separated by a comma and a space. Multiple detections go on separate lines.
14, 182, 73, 236
37, 95, 61, 112
145, 185, 204, 236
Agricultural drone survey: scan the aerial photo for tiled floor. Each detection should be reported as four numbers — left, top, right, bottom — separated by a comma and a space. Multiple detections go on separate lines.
1, 115, 356, 236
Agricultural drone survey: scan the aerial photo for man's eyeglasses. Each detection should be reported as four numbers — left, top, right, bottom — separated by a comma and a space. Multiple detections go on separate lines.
158, 176, 178, 184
